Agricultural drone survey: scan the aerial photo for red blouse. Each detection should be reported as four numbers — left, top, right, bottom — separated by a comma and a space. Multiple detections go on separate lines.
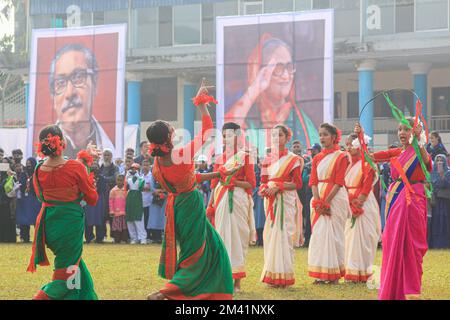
211, 152, 256, 194
35, 159, 98, 206
309, 151, 349, 187
373, 148, 432, 181
157, 115, 213, 188
260, 152, 303, 189
347, 158, 376, 196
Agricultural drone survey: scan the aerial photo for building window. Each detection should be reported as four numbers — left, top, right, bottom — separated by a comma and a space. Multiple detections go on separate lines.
373, 90, 413, 118
264, 0, 293, 13
216, 0, 239, 17
334, 92, 342, 120
141, 78, 178, 122
313, 0, 331, 9
347, 92, 359, 119
133, 7, 158, 48
104, 10, 128, 25
31, 14, 52, 28
432, 87, 450, 116
240, 0, 263, 15
202, 4, 214, 44
333, 0, 360, 37
203, 1, 238, 44
295, 0, 312, 11
93, 11, 105, 25
159, 6, 173, 47
416, 0, 449, 31
395, 0, 414, 33
173, 4, 201, 45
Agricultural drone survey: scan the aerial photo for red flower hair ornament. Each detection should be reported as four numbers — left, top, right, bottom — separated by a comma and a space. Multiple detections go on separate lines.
35, 134, 65, 157
148, 143, 171, 156
286, 127, 293, 142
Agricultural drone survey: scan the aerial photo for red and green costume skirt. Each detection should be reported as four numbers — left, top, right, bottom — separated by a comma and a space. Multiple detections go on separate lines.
28, 202, 98, 300
158, 189, 234, 299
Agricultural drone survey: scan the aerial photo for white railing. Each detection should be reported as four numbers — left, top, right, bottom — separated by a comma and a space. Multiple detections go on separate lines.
429, 116, 450, 132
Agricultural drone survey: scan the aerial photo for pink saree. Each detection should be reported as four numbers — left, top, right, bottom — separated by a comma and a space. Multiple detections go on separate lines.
378, 146, 428, 300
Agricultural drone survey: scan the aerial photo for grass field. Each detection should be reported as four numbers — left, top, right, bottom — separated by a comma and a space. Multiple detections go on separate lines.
1, 242, 449, 300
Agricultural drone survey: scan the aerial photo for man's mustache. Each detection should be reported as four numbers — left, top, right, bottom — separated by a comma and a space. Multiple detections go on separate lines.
60, 97, 83, 114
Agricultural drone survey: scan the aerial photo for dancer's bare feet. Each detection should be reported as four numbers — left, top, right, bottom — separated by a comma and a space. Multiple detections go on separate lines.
234, 279, 241, 293
147, 292, 165, 300
328, 280, 339, 285
313, 280, 325, 285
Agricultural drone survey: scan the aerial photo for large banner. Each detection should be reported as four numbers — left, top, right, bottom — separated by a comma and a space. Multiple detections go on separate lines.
216, 10, 333, 155
27, 24, 126, 159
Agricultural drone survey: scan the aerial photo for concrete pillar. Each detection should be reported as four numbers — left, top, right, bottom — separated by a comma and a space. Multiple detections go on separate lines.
126, 72, 143, 150
408, 62, 431, 121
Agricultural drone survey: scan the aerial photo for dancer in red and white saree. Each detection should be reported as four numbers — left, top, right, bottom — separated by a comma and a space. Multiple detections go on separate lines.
259, 124, 303, 287
308, 123, 350, 284
344, 134, 381, 282
208, 122, 256, 293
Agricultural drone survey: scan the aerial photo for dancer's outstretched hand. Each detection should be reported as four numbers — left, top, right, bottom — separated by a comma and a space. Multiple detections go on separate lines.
195, 77, 215, 98
86, 141, 102, 159
221, 165, 243, 177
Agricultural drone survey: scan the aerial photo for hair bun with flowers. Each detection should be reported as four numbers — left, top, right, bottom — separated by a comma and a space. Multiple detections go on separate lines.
148, 142, 171, 157
36, 134, 65, 157
287, 127, 293, 141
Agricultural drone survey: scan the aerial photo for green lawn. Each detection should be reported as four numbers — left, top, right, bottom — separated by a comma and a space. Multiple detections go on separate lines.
1, 243, 449, 300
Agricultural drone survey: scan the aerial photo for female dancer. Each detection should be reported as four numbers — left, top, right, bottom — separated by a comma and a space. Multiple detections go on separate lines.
146, 85, 238, 300
259, 124, 303, 288
344, 134, 381, 282
355, 119, 431, 300
27, 125, 100, 300
308, 123, 350, 284
207, 122, 256, 293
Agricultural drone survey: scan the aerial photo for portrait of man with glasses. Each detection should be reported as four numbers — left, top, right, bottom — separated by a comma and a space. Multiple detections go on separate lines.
48, 43, 115, 159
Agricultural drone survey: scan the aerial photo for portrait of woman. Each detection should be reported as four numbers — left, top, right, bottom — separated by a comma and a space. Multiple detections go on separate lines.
218, 13, 333, 156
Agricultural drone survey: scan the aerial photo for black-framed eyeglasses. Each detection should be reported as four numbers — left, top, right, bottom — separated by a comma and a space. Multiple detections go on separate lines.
52, 68, 94, 95
263, 62, 296, 77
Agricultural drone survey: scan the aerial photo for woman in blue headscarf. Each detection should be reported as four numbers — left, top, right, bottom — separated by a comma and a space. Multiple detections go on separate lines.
16, 157, 41, 242
430, 154, 450, 248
